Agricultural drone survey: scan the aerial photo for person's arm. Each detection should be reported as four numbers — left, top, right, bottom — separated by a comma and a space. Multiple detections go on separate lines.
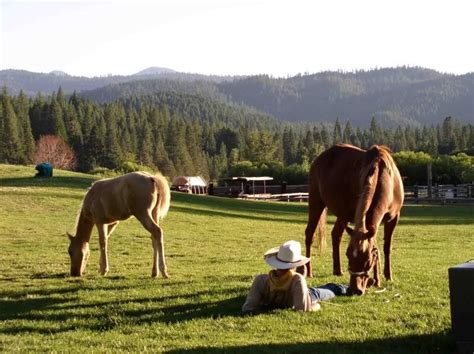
290, 273, 314, 311
242, 274, 269, 314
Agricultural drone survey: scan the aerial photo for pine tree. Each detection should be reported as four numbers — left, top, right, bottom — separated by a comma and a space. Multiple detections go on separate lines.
320, 125, 331, 147
393, 126, 407, 152
282, 126, 298, 165
369, 117, 383, 145
102, 104, 124, 169
166, 117, 193, 176
342, 121, 353, 144
333, 118, 343, 144
153, 132, 175, 177
0, 89, 23, 163
50, 97, 68, 142
13, 91, 35, 163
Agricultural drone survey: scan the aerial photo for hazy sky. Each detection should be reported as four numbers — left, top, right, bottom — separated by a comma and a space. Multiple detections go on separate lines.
1, 0, 473, 77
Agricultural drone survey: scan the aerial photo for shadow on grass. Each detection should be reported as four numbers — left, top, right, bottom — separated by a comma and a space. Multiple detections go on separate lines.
0, 176, 95, 189
171, 205, 304, 224
0, 282, 248, 334
172, 192, 305, 215
165, 332, 456, 354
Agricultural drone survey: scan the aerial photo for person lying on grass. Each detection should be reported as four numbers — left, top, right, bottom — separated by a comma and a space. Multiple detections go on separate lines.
242, 240, 348, 313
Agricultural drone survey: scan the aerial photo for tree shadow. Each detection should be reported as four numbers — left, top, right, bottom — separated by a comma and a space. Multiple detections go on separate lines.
399, 205, 474, 226
171, 192, 305, 215
0, 282, 248, 334
165, 332, 456, 354
171, 205, 303, 224
0, 176, 95, 189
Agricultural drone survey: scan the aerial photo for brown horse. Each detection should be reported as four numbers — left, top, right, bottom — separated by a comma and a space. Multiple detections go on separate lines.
305, 144, 404, 295
68, 171, 171, 278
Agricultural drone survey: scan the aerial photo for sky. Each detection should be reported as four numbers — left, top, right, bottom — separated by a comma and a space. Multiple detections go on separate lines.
1, 0, 473, 77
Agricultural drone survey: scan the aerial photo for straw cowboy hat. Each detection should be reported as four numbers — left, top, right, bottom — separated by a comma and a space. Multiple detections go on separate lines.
264, 240, 310, 269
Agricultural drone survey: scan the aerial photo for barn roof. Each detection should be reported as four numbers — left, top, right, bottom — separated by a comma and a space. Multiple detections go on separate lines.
172, 176, 207, 187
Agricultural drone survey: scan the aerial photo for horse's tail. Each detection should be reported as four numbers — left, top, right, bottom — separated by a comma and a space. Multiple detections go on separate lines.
354, 145, 384, 232
316, 207, 327, 252
151, 172, 171, 220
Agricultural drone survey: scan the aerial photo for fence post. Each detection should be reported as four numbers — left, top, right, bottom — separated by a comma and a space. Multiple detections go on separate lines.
427, 163, 433, 198
281, 181, 287, 194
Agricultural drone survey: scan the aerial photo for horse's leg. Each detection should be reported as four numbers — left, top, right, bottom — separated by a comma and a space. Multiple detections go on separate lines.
305, 200, 326, 278
137, 213, 168, 278
383, 213, 399, 281
97, 223, 110, 276
373, 246, 381, 287
331, 218, 346, 276
108, 222, 119, 236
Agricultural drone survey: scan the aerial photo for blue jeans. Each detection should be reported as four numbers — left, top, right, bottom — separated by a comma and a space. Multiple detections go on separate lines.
308, 283, 348, 302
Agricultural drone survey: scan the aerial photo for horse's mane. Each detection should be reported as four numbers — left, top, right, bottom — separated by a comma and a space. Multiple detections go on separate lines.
354, 145, 393, 232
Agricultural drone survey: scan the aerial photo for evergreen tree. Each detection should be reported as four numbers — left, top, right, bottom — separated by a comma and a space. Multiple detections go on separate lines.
320, 125, 331, 147
0, 89, 23, 163
342, 121, 353, 144
50, 97, 68, 141
393, 126, 407, 152
368, 116, 383, 145
166, 117, 193, 176
282, 126, 298, 165
333, 118, 343, 144
13, 91, 35, 163
153, 132, 175, 176
102, 104, 123, 169
439, 116, 459, 154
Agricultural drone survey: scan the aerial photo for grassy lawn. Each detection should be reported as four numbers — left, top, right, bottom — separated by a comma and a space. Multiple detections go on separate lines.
0, 164, 473, 353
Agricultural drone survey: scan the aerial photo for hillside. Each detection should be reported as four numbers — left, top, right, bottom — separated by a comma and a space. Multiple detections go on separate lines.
0, 69, 230, 96
1, 67, 472, 127
79, 67, 474, 127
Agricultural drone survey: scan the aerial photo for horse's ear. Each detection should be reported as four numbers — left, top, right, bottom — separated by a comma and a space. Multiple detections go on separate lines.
66, 232, 74, 241
345, 226, 354, 236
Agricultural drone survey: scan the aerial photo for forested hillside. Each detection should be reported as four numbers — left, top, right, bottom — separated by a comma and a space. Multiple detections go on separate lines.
0, 69, 229, 97
2, 67, 472, 128
0, 87, 472, 184
79, 67, 473, 127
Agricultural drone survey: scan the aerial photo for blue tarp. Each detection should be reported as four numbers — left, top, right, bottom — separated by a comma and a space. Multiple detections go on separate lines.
35, 163, 53, 177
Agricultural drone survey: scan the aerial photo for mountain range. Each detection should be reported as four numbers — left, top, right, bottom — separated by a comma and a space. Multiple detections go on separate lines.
1, 66, 472, 128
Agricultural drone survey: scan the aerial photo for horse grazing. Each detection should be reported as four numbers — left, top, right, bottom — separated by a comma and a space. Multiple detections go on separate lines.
305, 144, 404, 295
67, 171, 171, 278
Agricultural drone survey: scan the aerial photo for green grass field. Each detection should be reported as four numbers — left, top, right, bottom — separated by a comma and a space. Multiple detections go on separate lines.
0, 164, 473, 353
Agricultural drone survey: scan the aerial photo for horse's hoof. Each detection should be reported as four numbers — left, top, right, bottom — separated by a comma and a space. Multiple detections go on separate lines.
162, 272, 170, 279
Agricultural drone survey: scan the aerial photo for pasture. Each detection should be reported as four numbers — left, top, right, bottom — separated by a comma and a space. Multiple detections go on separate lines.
0, 164, 473, 353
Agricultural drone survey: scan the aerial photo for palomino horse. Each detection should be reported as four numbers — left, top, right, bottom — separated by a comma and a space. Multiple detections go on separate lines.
305, 144, 404, 295
68, 171, 171, 278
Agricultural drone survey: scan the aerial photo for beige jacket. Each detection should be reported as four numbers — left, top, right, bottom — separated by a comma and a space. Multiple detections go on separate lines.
242, 273, 320, 313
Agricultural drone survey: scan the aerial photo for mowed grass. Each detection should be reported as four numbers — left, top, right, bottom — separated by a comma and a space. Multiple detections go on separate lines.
0, 164, 473, 353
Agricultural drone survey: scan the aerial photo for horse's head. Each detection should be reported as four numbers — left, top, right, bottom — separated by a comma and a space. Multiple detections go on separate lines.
67, 233, 90, 277
345, 226, 378, 295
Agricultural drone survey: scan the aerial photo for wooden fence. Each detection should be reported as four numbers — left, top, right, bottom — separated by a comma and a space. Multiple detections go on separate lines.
404, 184, 474, 203
208, 182, 474, 203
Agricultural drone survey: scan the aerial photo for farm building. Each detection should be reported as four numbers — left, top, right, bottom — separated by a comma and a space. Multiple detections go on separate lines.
171, 176, 207, 194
